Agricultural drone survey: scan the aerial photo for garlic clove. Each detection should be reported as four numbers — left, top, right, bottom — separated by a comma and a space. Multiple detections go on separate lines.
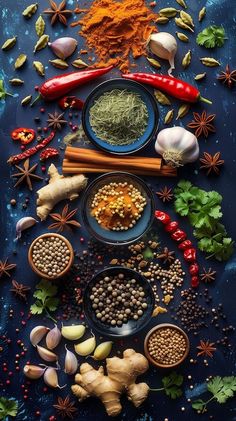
61, 324, 86, 341
48, 37, 78, 60
64, 345, 78, 375
93, 341, 113, 360
74, 337, 96, 356
16, 217, 37, 240
43, 367, 66, 389
30, 325, 50, 347
46, 324, 61, 350
148, 32, 177, 75
36, 345, 58, 362
23, 364, 46, 379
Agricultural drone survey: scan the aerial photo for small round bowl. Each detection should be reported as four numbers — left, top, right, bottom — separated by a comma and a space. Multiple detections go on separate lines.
144, 323, 190, 369
28, 233, 74, 280
81, 171, 155, 245
83, 266, 155, 338
82, 78, 159, 155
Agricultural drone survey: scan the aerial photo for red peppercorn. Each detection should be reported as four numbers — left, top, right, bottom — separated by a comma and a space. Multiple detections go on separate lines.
41, 166, 46, 172
3, 367, 8, 372
35, 411, 41, 416
6, 380, 11, 385
164, 221, 179, 233
35, 86, 39, 91
171, 229, 187, 242
183, 248, 196, 262
155, 210, 171, 224
189, 263, 199, 275
178, 240, 192, 250
40, 108, 45, 113
80, 237, 85, 243
191, 276, 199, 288
23, 395, 28, 400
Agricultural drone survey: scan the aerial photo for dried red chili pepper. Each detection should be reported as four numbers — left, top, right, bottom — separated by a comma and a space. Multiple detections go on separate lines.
178, 240, 192, 250
11, 128, 35, 145
191, 276, 199, 288
171, 229, 187, 242
58, 96, 84, 110
40, 148, 59, 161
7, 131, 55, 165
164, 221, 179, 233
183, 248, 196, 263
189, 263, 199, 275
155, 210, 171, 224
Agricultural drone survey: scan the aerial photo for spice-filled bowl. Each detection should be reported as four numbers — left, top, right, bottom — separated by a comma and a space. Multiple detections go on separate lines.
82, 78, 159, 155
83, 266, 155, 338
144, 324, 190, 369
81, 171, 155, 245
28, 233, 74, 280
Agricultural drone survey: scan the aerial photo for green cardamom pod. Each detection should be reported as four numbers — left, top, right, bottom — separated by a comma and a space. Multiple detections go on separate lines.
33, 34, 49, 53
164, 109, 174, 124
155, 16, 169, 24
21, 95, 32, 106
182, 50, 191, 69
1, 36, 17, 51
22, 3, 38, 19
49, 59, 69, 69
146, 57, 161, 69
176, 104, 190, 119
200, 57, 220, 67
9, 78, 24, 86
180, 10, 194, 27
154, 90, 171, 106
176, 32, 189, 42
175, 17, 194, 32
194, 72, 206, 81
199, 7, 206, 22
72, 59, 88, 69
14, 54, 27, 69
35, 16, 45, 37
175, 0, 187, 9
159, 7, 179, 18
33, 61, 45, 76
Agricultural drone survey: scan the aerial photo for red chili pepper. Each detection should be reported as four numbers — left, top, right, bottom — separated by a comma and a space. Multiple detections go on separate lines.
183, 248, 196, 262
7, 131, 55, 165
171, 229, 187, 242
11, 128, 35, 145
40, 148, 59, 161
122, 73, 212, 104
189, 263, 199, 276
58, 96, 84, 110
191, 276, 199, 288
178, 240, 192, 250
155, 210, 171, 224
164, 221, 179, 233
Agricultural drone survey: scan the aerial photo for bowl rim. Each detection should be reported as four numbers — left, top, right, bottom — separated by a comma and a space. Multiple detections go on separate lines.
28, 233, 74, 280
83, 265, 155, 338
144, 323, 190, 368
81, 171, 155, 246
81, 77, 159, 155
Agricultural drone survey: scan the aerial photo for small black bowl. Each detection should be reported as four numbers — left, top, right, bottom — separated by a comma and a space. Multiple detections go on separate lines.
83, 266, 155, 338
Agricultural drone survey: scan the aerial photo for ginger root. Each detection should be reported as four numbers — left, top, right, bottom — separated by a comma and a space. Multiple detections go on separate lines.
36, 164, 87, 221
71, 348, 149, 417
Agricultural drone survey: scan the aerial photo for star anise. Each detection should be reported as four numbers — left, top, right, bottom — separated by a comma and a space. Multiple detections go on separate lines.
11, 159, 43, 191
199, 151, 224, 175
0, 259, 16, 279
10, 280, 31, 301
47, 111, 67, 131
200, 267, 216, 283
196, 340, 216, 358
187, 111, 216, 138
156, 186, 173, 203
157, 247, 175, 264
53, 395, 77, 419
217, 64, 236, 88
44, 0, 73, 26
48, 204, 81, 232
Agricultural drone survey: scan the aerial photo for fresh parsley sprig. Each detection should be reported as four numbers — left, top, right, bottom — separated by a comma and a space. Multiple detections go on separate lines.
30, 279, 59, 323
150, 372, 184, 399
197, 26, 226, 48
0, 397, 18, 420
0, 80, 13, 100
192, 376, 236, 413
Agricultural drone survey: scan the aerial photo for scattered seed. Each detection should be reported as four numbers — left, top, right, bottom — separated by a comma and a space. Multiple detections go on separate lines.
200, 57, 221, 67
22, 3, 38, 19
155, 16, 169, 24
1, 36, 17, 51
33, 61, 45, 76
34, 35, 49, 53
21, 95, 32, 106
159, 7, 179, 18
9, 78, 24, 86
14, 54, 27, 69
175, 17, 194, 32
176, 104, 190, 119
72, 59, 88, 69
175, 0, 187, 9
176, 32, 189, 42
146, 57, 161, 69
199, 7, 206, 22
35, 15, 45, 37
154, 90, 171, 105
164, 109, 174, 124
180, 10, 194, 27
182, 50, 191, 68
49, 59, 69, 69
194, 72, 206, 81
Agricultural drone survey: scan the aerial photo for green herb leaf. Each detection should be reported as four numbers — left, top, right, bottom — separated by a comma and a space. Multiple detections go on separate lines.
197, 26, 226, 48
191, 399, 206, 412
0, 80, 13, 100
162, 372, 183, 399
30, 279, 59, 318
207, 376, 236, 404
0, 397, 18, 419
30, 301, 44, 314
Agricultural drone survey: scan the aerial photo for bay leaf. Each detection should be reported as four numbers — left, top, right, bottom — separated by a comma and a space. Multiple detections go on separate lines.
182, 50, 191, 68
72, 59, 88, 69
35, 15, 45, 37
159, 7, 178, 17
49, 59, 69, 69
1, 36, 17, 51
33, 61, 45, 76
200, 57, 220, 67
154, 90, 171, 106
33, 34, 49, 53
199, 7, 206, 22
22, 3, 38, 19
21, 95, 32, 106
164, 109, 174, 124
146, 57, 161, 69
176, 103, 190, 119
9, 78, 24, 86
14, 54, 27, 69
176, 32, 189, 42
194, 72, 206, 81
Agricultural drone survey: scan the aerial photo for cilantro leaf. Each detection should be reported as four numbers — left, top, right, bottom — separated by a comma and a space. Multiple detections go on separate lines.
191, 399, 206, 412
30, 301, 44, 314
30, 279, 59, 320
207, 376, 236, 404
45, 297, 59, 312
162, 372, 183, 399
0, 397, 18, 419
0, 80, 13, 100
197, 25, 226, 48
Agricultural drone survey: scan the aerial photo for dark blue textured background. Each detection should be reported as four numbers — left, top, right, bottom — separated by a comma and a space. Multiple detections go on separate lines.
0, 0, 236, 420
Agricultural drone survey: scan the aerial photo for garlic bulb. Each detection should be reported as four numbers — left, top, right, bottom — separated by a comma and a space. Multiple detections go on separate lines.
148, 32, 177, 75
155, 127, 199, 167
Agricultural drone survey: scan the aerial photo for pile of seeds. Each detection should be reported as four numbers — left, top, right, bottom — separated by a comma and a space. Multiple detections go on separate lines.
31, 236, 71, 277
174, 289, 209, 333
147, 326, 187, 366
89, 272, 148, 327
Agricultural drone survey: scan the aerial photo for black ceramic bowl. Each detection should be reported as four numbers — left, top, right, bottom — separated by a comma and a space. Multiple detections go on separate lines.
83, 267, 155, 338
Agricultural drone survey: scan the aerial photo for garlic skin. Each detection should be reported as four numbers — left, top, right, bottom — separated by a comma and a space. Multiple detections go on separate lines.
23, 364, 46, 379
16, 217, 37, 240
148, 33, 177, 75
155, 127, 199, 167
43, 367, 66, 389
64, 345, 78, 375
30, 325, 50, 347
46, 324, 61, 350
49, 37, 77, 60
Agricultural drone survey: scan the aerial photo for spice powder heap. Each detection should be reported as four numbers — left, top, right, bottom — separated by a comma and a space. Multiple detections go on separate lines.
75, 0, 158, 72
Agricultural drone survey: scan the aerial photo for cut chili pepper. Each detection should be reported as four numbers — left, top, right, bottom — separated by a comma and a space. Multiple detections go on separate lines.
164, 221, 179, 233
191, 276, 199, 288
11, 128, 35, 145
189, 263, 199, 276
58, 96, 84, 110
40, 148, 59, 161
171, 229, 187, 242
7, 131, 55, 165
183, 248, 196, 263
155, 210, 171, 224
178, 240, 192, 250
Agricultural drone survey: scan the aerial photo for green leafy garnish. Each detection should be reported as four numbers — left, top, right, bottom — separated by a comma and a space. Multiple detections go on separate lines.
197, 26, 226, 48
174, 180, 234, 261
192, 376, 236, 413
150, 372, 183, 399
0, 397, 18, 420
0, 80, 13, 100
30, 279, 59, 322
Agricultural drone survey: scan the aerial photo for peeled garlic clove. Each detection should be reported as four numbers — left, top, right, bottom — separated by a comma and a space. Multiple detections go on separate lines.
64, 345, 78, 375
16, 217, 37, 240
74, 336, 96, 356
23, 364, 46, 379
61, 324, 86, 341
148, 32, 177, 75
48, 37, 77, 60
30, 325, 50, 347
36, 345, 58, 362
93, 341, 113, 360
46, 324, 61, 350
43, 367, 66, 389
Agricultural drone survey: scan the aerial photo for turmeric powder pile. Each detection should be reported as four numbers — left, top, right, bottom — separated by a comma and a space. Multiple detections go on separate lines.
74, 0, 158, 73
